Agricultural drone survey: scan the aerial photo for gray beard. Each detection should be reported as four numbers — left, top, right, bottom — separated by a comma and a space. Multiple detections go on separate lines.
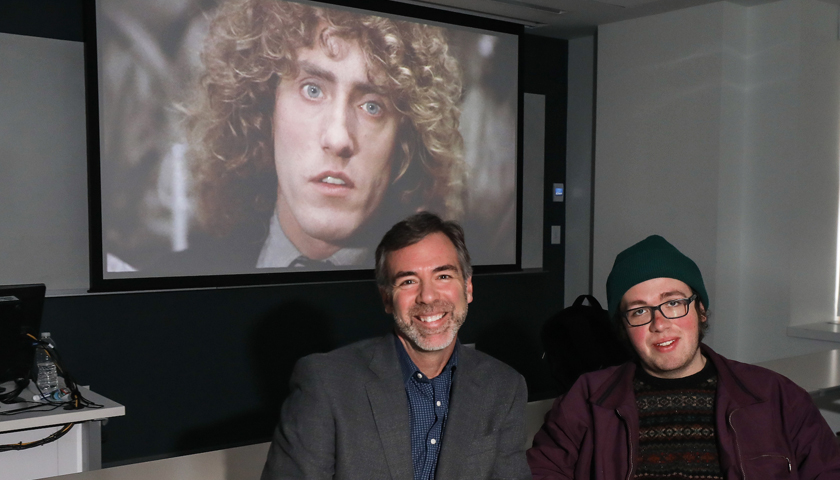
394, 301, 468, 352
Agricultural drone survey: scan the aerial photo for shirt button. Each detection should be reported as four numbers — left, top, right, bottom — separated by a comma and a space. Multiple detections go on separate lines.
436, 401, 441, 407
430, 439, 437, 445
417, 373, 423, 379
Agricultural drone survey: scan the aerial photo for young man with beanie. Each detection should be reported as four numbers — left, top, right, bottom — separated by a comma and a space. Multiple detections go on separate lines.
528, 235, 840, 479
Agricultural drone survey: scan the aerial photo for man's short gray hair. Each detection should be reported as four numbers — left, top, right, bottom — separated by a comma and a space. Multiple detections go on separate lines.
375, 212, 471, 295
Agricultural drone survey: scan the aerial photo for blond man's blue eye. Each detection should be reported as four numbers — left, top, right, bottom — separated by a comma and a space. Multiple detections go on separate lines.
363, 102, 381, 115
303, 84, 322, 98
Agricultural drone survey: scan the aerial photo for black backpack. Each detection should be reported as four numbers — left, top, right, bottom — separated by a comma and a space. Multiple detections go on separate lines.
541, 294, 631, 393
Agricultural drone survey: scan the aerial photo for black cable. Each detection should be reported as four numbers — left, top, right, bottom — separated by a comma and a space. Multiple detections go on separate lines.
0, 401, 67, 416
1, 339, 105, 417
0, 378, 28, 404
0, 423, 75, 452
28, 337, 103, 411
0, 338, 108, 450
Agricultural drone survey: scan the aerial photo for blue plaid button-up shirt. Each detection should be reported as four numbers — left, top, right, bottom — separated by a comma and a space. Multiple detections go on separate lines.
395, 336, 459, 480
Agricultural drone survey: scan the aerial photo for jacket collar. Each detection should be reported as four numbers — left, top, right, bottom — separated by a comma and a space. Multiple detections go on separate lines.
364, 333, 486, 480
700, 343, 764, 409
365, 333, 414, 480
395, 334, 460, 384
590, 343, 764, 410
435, 344, 486, 479
590, 361, 638, 410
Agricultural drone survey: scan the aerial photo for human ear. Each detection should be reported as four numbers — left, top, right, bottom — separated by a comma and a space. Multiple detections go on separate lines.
380, 287, 393, 314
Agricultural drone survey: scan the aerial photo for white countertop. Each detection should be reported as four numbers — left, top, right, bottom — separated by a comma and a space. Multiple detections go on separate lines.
0, 383, 124, 433
755, 348, 840, 395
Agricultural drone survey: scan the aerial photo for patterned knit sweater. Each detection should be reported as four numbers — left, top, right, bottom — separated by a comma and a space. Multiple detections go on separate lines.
632, 359, 723, 479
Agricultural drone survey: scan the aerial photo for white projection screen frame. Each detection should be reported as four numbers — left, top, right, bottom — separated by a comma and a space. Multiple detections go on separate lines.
87, 0, 522, 291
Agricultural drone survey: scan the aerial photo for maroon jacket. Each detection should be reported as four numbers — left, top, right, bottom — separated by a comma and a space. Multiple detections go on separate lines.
527, 344, 840, 479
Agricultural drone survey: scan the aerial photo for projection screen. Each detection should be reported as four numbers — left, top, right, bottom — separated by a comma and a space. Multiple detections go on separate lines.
90, 0, 520, 288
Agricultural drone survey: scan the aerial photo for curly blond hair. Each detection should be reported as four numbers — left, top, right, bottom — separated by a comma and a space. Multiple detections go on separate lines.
189, 0, 465, 237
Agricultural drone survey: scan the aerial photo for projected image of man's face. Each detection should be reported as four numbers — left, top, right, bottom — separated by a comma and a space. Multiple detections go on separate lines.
272, 31, 399, 260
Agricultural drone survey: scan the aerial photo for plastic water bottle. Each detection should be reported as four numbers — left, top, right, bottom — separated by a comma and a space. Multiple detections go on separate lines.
36, 332, 59, 393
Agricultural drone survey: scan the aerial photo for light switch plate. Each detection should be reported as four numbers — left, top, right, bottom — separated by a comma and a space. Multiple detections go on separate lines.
551, 225, 561, 245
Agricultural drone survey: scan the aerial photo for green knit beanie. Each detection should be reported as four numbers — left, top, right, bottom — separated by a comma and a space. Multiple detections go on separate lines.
606, 235, 708, 319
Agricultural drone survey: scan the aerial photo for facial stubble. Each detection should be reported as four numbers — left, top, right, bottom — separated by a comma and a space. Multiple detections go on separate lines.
393, 291, 469, 352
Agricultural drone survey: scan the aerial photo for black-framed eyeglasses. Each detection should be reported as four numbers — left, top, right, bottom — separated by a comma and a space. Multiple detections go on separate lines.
622, 294, 697, 327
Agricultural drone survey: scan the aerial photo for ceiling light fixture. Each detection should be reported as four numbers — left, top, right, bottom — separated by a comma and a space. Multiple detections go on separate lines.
488, 0, 565, 15
391, 0, 550, 27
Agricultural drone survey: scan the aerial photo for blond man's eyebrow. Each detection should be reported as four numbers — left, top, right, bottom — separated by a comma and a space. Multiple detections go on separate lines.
299, 61, 335, 83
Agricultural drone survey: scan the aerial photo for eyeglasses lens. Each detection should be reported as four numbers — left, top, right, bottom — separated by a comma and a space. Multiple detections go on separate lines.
625, 299, 690, 326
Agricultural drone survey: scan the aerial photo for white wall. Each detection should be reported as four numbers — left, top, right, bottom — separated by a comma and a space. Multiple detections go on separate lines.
0, 33, 88, 295
593, 0, 840, 364
594, 1, 727, 350
564, 36, 596, 306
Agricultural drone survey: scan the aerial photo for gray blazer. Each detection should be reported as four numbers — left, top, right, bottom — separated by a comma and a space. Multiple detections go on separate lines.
260, 333, 531, 479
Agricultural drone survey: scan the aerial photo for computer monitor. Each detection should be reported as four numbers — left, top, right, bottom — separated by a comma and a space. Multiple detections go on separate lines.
0, 284, 46, 388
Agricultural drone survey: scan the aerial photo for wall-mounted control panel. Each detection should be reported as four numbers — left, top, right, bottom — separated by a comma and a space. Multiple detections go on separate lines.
553, 183, 564, 202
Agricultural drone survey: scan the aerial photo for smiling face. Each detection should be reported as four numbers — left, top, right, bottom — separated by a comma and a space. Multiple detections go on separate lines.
383, 232, 473, 355
272, 33, 400, 259
622, 277, 706, 379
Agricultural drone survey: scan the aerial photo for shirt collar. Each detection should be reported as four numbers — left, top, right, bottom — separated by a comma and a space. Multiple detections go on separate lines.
394, 333, 459, 384
634, 353, 716, 389
257, 209, 370, 268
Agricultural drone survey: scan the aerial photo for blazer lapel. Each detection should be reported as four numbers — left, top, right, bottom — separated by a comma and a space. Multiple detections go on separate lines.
434, 347, 484, 479
366, 335, 413, 480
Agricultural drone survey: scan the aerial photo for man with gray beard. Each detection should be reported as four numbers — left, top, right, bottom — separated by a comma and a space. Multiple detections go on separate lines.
261, 211, 530, 480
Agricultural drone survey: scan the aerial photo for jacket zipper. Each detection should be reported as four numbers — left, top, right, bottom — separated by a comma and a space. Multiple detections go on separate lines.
728, 408, 746, 479
616, 409, 633, 480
